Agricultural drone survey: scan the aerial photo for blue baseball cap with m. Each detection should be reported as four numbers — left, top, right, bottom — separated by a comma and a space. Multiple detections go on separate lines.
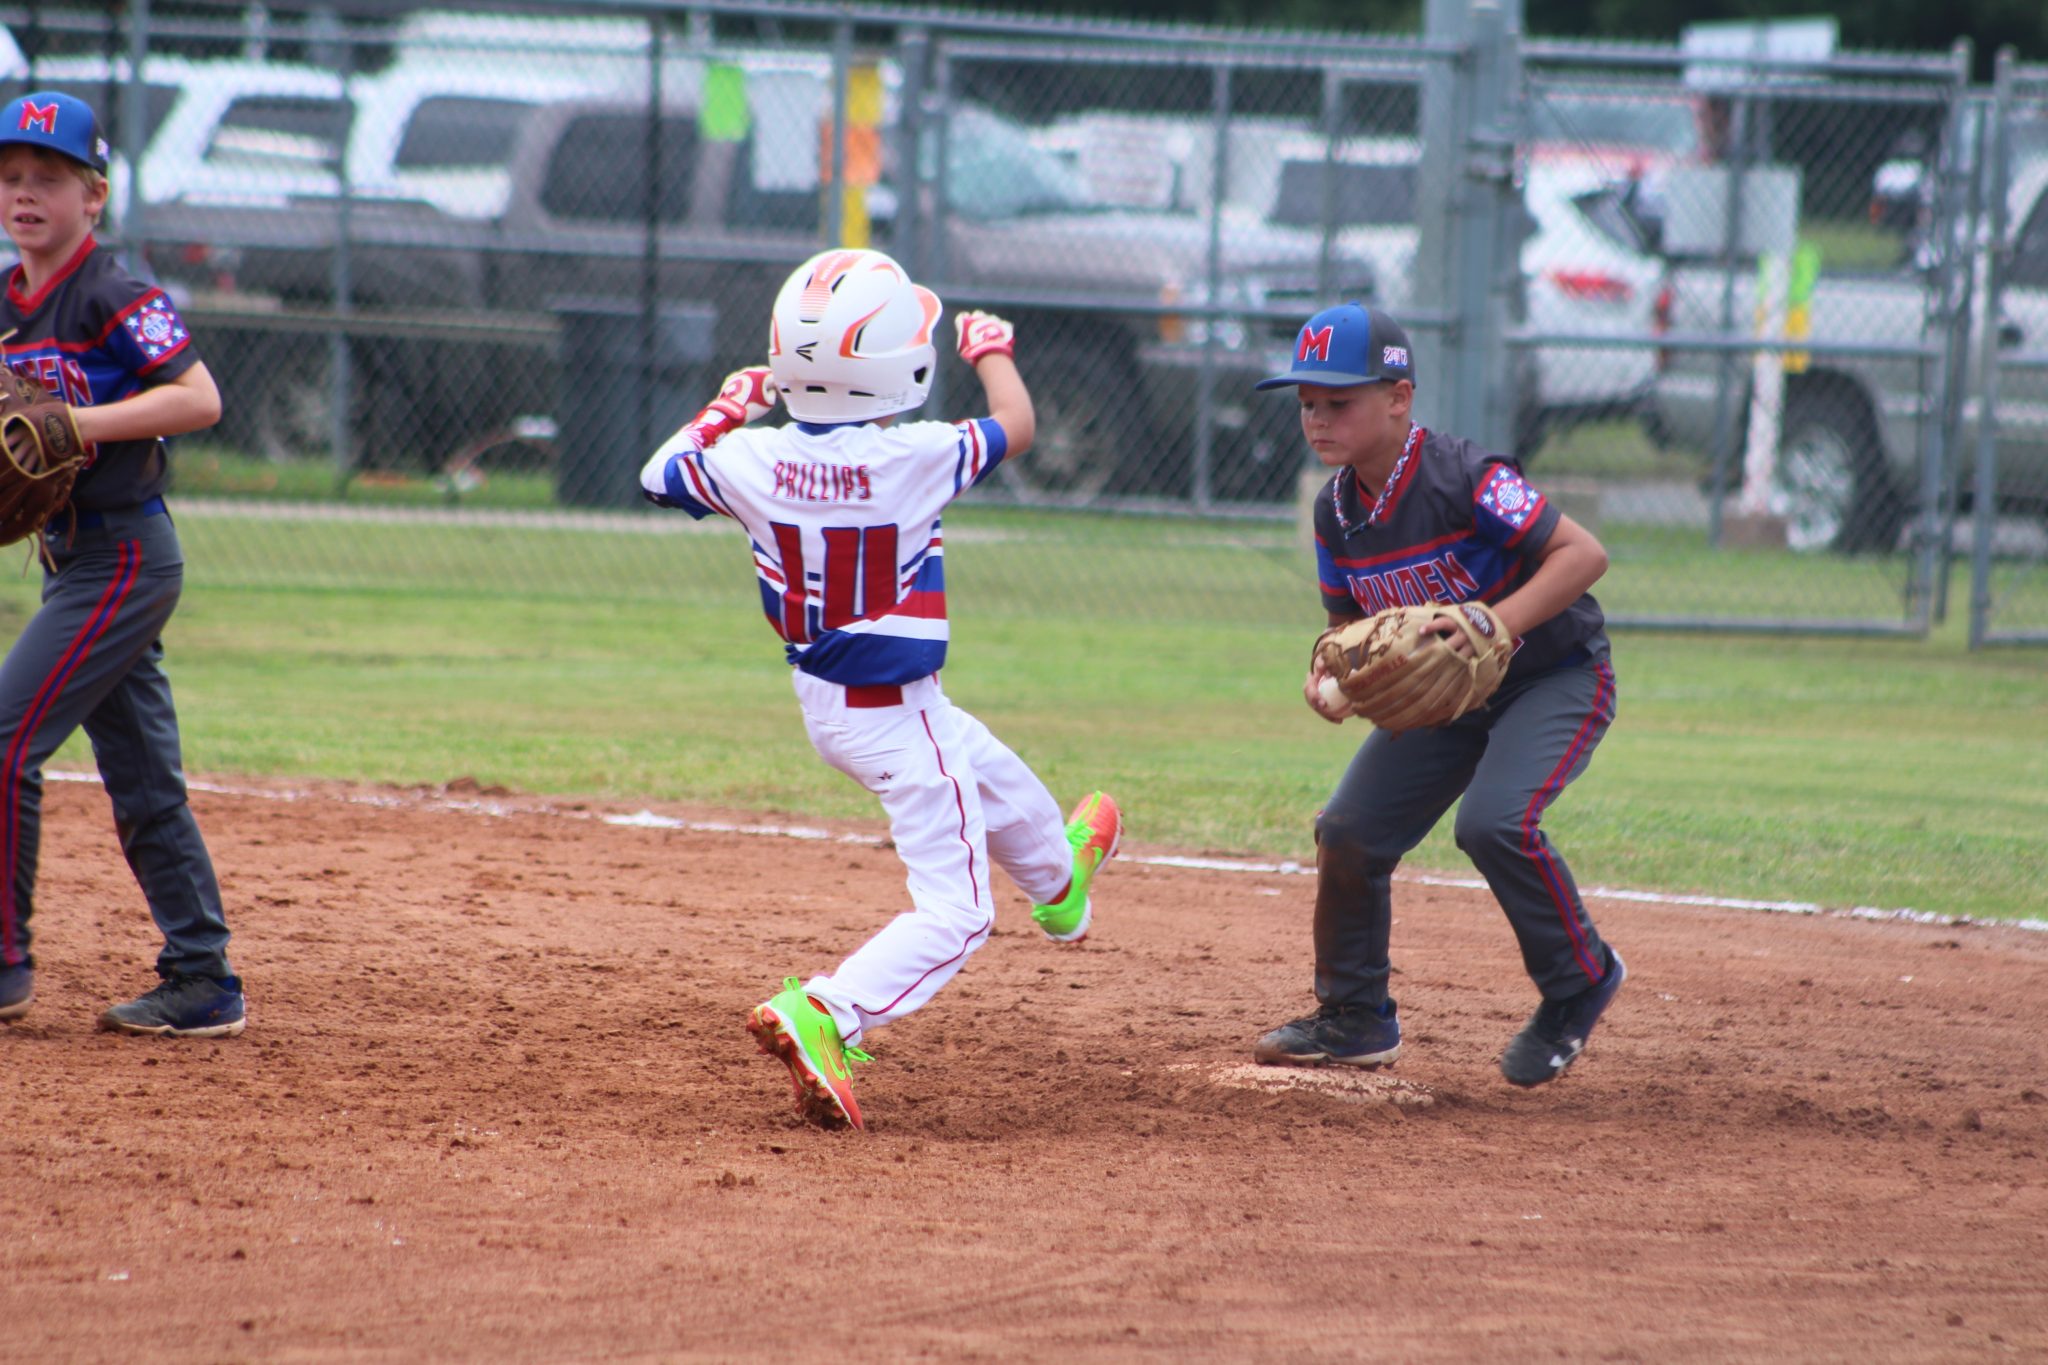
1256, 302, 1415, 390
0, 91, 111, 174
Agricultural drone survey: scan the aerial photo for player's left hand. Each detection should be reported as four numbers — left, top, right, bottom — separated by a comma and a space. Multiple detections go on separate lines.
955, 311, 1016, 364
1421, 613, 1475, 657
705, 367, 780, 426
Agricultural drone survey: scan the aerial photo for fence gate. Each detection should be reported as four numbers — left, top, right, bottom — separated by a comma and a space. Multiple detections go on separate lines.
1515, 39, 1974, 636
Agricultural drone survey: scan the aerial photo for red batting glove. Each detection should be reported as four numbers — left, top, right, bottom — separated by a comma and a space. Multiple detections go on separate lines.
688, 366, 779, 446
954, 310, 1016, 364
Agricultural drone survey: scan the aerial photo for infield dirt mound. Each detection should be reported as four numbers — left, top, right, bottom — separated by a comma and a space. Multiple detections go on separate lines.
6, 776, 2045, 1361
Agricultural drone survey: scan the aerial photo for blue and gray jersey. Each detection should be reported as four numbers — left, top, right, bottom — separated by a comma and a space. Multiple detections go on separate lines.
1, 235, 200, 512
1312, 426, 1605, 678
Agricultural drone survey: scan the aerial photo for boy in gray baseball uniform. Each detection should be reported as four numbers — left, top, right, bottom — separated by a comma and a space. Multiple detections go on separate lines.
1252, 302, 1623, 1087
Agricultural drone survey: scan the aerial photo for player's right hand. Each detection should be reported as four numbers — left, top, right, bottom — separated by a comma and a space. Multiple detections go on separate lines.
955, 311, 1016, 365
1304, 663, 1353, 724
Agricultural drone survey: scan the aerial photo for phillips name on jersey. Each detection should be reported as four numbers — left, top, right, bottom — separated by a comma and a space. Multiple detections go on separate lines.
644, 414, 1006, 687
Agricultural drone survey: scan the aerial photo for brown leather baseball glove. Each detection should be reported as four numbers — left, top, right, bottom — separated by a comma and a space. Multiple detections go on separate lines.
1314, 601, 1516, 733
0, 368, 87, 550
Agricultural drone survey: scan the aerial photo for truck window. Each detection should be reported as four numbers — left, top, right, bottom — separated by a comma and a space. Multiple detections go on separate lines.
1270, 160, 1418, 228
541, 113, 695, 224
1530, 93, 1702, 161
207, 96, 353, 174
2009, 189, 2048, 290
395, 96, 535, 171
728, 133, 820, 232
937, 107, 1094, 220
1572, 184, 1654, 253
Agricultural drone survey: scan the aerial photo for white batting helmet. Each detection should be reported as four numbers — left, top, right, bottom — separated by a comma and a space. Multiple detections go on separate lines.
768, 248, 941, 422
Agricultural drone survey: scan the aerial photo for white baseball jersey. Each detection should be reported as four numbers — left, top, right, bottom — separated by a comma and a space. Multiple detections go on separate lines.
640, 414, 1006, 687
641, 412, 1077, 1046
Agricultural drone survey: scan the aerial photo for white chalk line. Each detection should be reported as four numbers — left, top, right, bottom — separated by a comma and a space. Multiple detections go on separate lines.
51, 770, 2047, 937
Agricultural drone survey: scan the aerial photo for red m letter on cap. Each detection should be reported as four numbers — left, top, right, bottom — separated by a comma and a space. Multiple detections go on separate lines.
1297, 325, 1333, 363
20, 102, 59, 135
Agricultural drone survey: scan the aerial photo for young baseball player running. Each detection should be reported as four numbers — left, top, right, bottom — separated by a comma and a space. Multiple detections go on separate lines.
639, 247, 1121, 1129
0, 92, 245, 1037
1251, 302, 1623, 1087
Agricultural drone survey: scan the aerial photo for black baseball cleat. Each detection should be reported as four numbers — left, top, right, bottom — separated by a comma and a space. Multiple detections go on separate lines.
1500, 947, 1626, 1087
99, 973, 247, 1038
0, 962, 31, 1022
1253, 998, 1401, 1067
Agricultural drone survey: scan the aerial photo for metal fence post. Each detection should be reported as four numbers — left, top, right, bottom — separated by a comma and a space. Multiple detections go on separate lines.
325, 18, 355, 483
637, 16, 666, 462
119, 0, 152, 273
1414, 2, 1467, 433
1704, 86, 1758, 549
1930, 40, 1979, 624
828, 19, 852, 246
1193, 60, 1231, 512
1315, 67, 1342, 302
1462, 2, 1519, 452
922, 43, 954, 421
1969, 49, 2015, 650
896, 27, 929, 280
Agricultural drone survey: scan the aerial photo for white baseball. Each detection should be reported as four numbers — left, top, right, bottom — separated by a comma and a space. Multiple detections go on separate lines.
1317, 675, 1347, 712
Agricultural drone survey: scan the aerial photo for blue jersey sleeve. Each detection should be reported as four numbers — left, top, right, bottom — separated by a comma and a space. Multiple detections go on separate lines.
640, 434, 726, 519
955, 417, 1007, 490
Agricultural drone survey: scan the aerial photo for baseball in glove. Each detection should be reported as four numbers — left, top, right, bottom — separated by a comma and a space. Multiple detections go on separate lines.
0, 368, 88, 550
1312, 600, 1516, 733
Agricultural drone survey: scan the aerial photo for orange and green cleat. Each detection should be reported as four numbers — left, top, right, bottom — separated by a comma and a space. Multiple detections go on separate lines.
746, 978, 873, 1130
1031, 790, 1123, 944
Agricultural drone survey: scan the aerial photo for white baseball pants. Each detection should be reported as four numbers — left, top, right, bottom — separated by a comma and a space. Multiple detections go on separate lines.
790, 671, 1073, 1045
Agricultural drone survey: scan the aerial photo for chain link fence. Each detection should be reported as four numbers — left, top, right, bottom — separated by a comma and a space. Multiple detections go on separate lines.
1, 1, 2041, 641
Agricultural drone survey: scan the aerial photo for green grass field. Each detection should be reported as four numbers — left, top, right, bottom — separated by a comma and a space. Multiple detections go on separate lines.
5, 492, 2042, 923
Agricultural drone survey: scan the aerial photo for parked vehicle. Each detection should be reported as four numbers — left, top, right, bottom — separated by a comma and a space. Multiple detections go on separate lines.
1258, 137, 1661, 449
1519, 161, 1668, 438
0, 55, 351, 218
341, 65, 614, 219
141, 87, 1377, 504
1526, 87, 1707, 181
1652, 160, 2048, 552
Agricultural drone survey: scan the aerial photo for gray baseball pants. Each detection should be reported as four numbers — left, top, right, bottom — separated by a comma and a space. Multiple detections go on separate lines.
0, 505, 233, 982
1312, 650, 1616, 1007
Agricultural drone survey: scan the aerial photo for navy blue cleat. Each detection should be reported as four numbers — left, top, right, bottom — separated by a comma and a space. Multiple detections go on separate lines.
1254, 998, 1401, 1068
1500, 948, 1626, 1087
0, 962, 31, 1022
99, 974, 246, 1038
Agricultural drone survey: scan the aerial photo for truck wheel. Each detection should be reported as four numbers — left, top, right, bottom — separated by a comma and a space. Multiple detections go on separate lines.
1776, 391, 1906, 554
999, 344, 1131, 500
249, 342, 360, 465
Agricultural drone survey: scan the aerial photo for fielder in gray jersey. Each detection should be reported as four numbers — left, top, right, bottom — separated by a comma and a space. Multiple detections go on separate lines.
1250, 303, 1626, 1088
0, 91, 243, 1038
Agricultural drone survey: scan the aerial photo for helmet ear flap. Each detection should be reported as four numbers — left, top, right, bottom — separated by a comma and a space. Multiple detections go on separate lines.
769, 249, 940, 422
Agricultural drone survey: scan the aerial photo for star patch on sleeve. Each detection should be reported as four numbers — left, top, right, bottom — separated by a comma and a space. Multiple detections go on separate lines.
1476, 463, 1544, 534
121, 292, 192, 361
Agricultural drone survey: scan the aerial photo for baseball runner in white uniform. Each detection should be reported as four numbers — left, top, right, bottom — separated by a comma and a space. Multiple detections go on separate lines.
638, 248, 1122, 1130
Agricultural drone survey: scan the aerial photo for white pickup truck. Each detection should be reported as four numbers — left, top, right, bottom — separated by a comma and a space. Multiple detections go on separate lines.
1650, 160, 2048, 551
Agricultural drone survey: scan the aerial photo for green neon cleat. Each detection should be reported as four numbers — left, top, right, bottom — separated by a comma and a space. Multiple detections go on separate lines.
1031, 790, 1122, 944
746, 978, 873, 1130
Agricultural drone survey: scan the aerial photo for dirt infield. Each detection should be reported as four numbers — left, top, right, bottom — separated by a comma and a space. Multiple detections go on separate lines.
7, 776, 2046, 1362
